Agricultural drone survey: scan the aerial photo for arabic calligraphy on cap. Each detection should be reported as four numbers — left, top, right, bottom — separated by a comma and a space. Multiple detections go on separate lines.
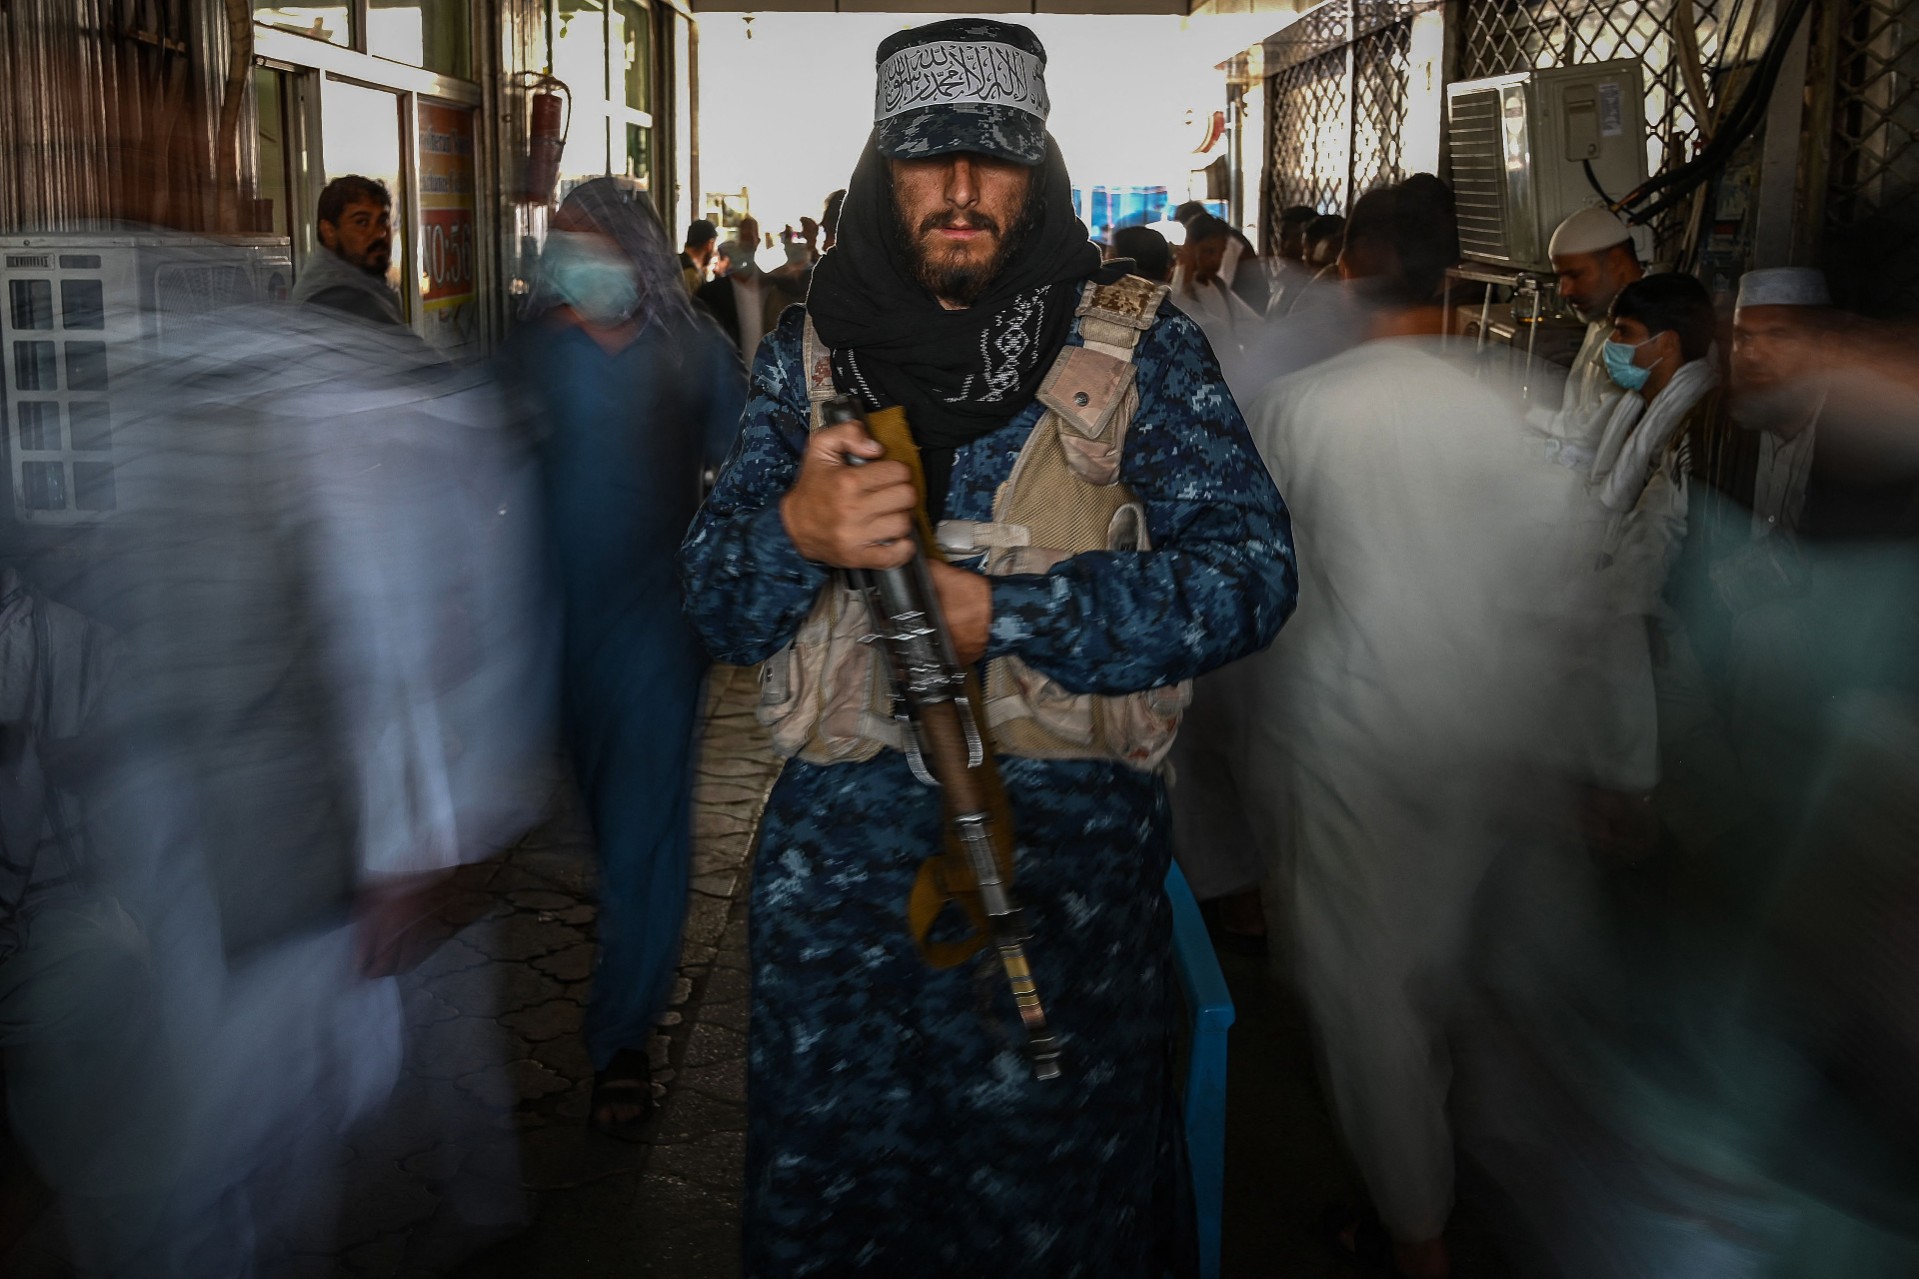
874, 41, 1050, 124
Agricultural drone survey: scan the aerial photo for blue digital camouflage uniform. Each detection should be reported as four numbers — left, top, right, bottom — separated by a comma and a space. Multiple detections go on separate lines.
680, 300, 1296, 1278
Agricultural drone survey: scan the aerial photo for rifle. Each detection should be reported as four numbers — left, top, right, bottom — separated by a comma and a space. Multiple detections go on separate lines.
825, 394, 1064, 1082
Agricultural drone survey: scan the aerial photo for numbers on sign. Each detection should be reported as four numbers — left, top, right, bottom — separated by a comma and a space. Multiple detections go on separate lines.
422, 216, 475, 299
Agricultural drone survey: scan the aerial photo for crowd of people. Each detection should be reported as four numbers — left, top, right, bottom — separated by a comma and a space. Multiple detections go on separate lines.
4, 14, 1917, 1279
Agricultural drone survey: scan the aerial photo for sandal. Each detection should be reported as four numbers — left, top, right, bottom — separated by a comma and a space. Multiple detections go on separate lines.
587, 1047, 658, 1142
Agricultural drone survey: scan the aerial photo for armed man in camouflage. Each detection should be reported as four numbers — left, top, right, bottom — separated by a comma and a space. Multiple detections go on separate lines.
680, 19, 1296, 1276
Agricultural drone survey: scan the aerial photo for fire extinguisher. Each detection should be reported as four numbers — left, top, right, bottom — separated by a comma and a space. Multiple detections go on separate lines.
521, 75, 570, 206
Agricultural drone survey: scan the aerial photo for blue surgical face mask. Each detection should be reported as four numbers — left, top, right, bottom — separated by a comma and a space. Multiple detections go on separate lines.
1603, 337, 1653, 391
542, 231, 639, 326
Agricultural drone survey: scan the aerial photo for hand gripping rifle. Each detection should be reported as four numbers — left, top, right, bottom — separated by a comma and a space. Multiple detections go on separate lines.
825, 394, 1064, 1082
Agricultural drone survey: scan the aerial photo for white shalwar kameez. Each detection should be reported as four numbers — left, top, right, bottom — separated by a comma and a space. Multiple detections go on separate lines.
1242, 337, 1597, 1242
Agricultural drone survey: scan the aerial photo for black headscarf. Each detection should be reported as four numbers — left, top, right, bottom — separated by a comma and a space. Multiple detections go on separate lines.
805, 132, 1100, 513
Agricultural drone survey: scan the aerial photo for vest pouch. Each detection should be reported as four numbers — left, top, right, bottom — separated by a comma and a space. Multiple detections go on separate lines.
1097, 679, 1191, 770
756, 583, 888, 764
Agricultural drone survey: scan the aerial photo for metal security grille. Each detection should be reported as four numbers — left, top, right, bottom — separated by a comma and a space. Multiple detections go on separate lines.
1265, 0, 1426, 233
1352, 21, 1414, 194
1269, 51, 1355, 217
1825, 0, 1919, 314
1458, 0, 1734, 256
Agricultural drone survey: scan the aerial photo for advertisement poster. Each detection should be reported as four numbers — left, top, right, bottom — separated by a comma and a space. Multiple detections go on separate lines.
418, 101, 478, 353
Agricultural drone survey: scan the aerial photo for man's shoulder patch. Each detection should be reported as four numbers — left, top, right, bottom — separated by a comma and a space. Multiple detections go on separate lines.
1077, 275, 1168, 333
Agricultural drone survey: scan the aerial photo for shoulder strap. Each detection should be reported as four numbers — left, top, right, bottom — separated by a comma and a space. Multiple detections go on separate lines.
1074, 274, 1169, 359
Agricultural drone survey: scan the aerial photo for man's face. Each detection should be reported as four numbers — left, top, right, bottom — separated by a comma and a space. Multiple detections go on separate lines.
1554, 245, 1639, 322
1279, 222, 1307, 262
319, 197, 392, 277
1731, 304, 1827, 432
889, 152, 1034, 307
1182, 235, 1227, 285
689, 237, 715, 265
1607, 315, 1677, 379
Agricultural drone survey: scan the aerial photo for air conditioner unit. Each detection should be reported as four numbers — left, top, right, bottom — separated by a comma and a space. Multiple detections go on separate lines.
1447, 60, 1649, 271
1, 233, 291, 523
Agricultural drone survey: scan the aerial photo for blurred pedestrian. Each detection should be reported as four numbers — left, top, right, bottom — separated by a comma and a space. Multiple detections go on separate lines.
1238, 174, 1573, 1279
514, 177, 746, 1137
1173, 213, 1261, 360
696, 235, 770, 361
679, 217, 718, 293
74, 235, 556, 1273
1105, 224, 1173, 283
1177, 199, 1270, 315
1269, 203, 1320, 316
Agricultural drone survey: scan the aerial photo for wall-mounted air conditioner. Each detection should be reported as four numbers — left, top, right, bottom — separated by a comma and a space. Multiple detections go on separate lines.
1, 233, 291, 523
1447, 60, 1649, 271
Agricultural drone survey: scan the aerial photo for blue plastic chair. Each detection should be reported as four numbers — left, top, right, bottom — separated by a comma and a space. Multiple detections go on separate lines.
1165, 861, 1235, 1279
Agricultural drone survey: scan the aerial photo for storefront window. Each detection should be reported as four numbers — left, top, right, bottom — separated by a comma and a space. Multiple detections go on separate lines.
555, 0, 610, 186
252, 66, 293, 239
612, 0, 650, 113
368, 0, 472, 79
623, 123, 651, 188
253, 1, 350, 47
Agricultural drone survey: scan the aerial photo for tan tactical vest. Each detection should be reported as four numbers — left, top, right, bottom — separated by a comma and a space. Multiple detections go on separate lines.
756, 274, 1192, 771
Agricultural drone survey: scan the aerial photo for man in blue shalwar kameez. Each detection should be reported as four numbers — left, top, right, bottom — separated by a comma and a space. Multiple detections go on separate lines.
680, 20, 1296, 1276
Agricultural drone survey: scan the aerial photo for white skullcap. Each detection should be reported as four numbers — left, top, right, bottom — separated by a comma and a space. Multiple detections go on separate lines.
1548, 205, 1633, 257
1736, 267, 1831, 309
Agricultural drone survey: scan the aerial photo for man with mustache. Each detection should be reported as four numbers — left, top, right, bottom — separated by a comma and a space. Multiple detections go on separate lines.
290, 174, 405, 328
681, 19, 1295, 1276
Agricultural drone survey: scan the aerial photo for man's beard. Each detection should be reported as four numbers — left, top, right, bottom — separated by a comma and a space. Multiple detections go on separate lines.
1732, 380, 1824, 434
895, 190, 1038, 306
354, 246, 391, 278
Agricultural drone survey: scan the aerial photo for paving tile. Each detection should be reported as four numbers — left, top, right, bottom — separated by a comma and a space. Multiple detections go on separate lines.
414, 936, 490, 982
682, 895, 732, 950
642, 1131, 745, 1192
647, 1086, 747, 1143
412, 1016, 513, 1082
429, 960, 565, 1016
530, 940, 597, 982
697, 963, 749, 1006
500, 997, 583, 1044
695, 996, 748, 1035
529, 1032, 595, 1084
680, 1022, 746, 1069
335, 1174, 442, 1249
507, 889, 579, 912
516, 1124, 652, 1191
468, 912, 584, 964
400, 981, 462, 1027
674, 1056, 747, 1104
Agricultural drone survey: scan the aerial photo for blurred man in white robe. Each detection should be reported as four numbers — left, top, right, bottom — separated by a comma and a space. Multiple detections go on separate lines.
1240, 176, 1597, 1279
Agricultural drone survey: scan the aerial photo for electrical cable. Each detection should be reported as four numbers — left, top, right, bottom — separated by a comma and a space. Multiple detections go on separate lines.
1612, 0, 1814, 222
1582, 158, 1614, 205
